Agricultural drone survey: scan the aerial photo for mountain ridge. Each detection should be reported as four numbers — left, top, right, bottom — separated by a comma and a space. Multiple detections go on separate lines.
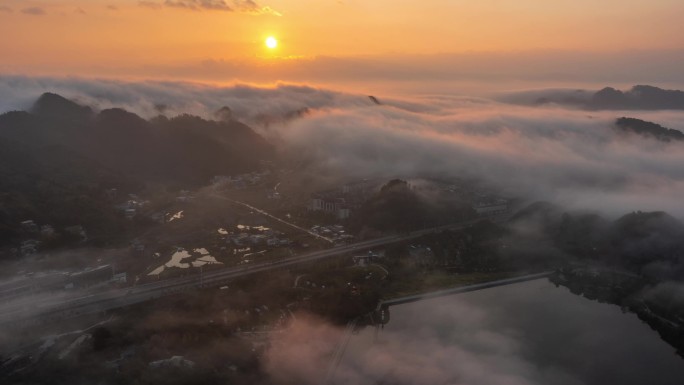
0, 92, 274, 247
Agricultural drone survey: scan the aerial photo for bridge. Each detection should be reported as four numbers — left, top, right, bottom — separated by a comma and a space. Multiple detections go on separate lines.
378, 271, 554, 310
323, 271, 554, 385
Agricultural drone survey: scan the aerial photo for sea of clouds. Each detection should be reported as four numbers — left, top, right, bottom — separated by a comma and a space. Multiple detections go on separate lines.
3, 75, 684, 218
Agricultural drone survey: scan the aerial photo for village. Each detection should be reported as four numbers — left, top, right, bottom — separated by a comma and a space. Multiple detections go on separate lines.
0, 166, 513, 309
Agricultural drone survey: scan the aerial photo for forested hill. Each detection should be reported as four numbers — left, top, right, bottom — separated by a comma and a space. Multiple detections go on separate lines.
0, 92, 274, 246
614, 117, 684, 142
1, 92, 273, 185
507, 85, 684, 110
590, 85, 684, 110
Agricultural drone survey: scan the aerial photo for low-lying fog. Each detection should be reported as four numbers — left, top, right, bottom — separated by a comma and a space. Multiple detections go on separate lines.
3, 75, 684, 219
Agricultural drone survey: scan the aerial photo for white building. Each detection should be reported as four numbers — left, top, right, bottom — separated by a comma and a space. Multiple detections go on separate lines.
310, 195, 350, 219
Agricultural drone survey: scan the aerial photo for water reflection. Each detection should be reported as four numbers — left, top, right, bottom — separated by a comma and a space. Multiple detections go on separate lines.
147, 247, 221, 276
167, 210, 184, 222
237, 224, 271, 232
336, 280, 684, 385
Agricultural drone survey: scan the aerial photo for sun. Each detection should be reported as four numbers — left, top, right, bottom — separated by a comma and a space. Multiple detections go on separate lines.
265, 36, 278, 49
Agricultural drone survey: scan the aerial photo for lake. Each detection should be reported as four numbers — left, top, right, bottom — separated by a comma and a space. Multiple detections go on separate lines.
333, 279, 684, 385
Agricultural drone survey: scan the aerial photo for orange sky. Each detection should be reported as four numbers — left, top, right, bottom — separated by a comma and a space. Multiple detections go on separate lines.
1, 0, 683, 84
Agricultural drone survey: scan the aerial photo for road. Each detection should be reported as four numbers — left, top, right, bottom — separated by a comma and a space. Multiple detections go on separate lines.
0, 219, 483, 326
208, 192, 334, 243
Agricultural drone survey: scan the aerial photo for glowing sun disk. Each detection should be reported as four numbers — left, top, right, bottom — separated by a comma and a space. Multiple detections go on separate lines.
265, 36, 278, 49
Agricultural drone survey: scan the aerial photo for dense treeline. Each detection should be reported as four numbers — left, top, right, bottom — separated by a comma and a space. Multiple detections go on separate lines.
348, 179, 475, 235
0, 93, 273, 249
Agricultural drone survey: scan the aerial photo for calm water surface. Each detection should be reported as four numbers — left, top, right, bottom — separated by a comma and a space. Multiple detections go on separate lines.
335, 279, 684, 385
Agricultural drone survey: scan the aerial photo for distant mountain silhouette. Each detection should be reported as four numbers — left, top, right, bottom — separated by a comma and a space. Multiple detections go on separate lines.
31, 92, 94, 120
504, 85, 684, 110
615, 117, 684, 142
0, 92, 274, 185
591, 85, 684, 110
252, 107, 311, 127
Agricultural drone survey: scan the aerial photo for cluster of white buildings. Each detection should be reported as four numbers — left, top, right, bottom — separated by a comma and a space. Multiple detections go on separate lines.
115, 194, 150, 219
212, 170, 271, 190
309, 195, 351, 219
352, 250, 385, 266
472, 199, 509, 216
309, 179, 380, 220
310, 225, 354, 243
14, 220, 84, 256
225, 227, 291, 248
21, 220, 56, 238
438, 179, 511, 217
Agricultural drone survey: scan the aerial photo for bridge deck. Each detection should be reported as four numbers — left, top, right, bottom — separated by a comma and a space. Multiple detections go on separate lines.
379, 271, 553, 309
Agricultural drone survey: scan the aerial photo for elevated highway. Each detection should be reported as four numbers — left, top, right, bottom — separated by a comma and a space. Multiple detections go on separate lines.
0, 219, 485, 326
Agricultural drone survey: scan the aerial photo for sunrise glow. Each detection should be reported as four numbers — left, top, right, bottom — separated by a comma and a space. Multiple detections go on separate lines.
2, 2, 684, 385
265, 36, 278, 49
0, 0, 680, 82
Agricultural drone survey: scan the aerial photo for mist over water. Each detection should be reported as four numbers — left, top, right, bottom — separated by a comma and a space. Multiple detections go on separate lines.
2, 73, 684, 384
2, 0, 684, 382
265, 280, 684, 385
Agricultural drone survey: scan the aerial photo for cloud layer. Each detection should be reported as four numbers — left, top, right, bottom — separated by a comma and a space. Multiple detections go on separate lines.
270, 91, 684, 218
138, 0, 281, 15
20, 6, 45, 15
2, 75, 684, 218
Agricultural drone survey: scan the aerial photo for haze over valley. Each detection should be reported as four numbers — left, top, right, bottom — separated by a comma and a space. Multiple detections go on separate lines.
1, 1, 684, 384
